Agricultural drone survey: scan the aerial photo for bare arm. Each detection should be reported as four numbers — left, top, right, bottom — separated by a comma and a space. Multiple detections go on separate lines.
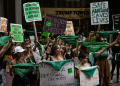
44, 36, 49, 49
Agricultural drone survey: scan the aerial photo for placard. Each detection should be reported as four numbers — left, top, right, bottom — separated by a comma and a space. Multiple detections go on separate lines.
32, 51, 41, 64
43, 14, 67, 35
40, 61, 75, 86
90, 1, 109, 25
0, 17, 7, 32
65, 21, 75, 36
112, 14, 120, 31
80, 66, 99, 86
23, 2, 42, 22
10, 24, 23, 42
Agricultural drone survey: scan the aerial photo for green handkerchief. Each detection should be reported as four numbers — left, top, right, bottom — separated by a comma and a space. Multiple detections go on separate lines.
37, 42, 42, 57
80, 66, 98, 77
77, 42, 109, 52
42, 32, 50, 37
43, 60, 72, 71
95, 31, 117, 38
59, 36, 79, 45
25, 30, 35, 36
0, 36, 10, 46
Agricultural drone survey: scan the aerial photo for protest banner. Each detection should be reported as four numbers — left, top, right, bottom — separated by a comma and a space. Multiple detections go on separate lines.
79, 66, 99, 86
43, 14, 67, 35
23, 2, 42, 22
90, 1, 109, 25
0, 17, 7, 32
40, 60, 75, 86
112, 14, 120, 31
65, 21, 75, 36
10, 24, 23, 42
32, 51, 41, 64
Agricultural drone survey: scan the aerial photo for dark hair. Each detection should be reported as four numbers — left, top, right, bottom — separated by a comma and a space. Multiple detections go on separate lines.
80, 45, 87, 52
25, 37, 29, 40
78, 52, 87, 60
6, 42, 14, 55
51, 43, 58, 55
96, 37, 102, 42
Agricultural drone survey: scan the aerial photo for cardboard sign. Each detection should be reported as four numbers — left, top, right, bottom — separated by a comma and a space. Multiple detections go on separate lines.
90, 1, 109, 25
65, 21, 75, 36
112, 14, 120, 31
32, 51, 41, 64
10, 24, 23, 42
40, 61, 75, 86
0, 17, 7, 32
43, 14, 67, 35
23, 2, 42, 22
80, 66, 99, 86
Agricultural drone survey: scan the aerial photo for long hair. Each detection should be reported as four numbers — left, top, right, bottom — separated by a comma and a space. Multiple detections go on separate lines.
51, 43, 58, 56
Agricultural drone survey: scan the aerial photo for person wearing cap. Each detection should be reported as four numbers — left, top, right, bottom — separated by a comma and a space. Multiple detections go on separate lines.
75, 27, 80, 36
9, 46, 30, 86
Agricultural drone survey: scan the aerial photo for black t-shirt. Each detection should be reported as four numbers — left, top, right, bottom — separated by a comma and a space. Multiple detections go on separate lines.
75, 33, 79, 36
50, 36, 54, 40
113, 32, 118, 42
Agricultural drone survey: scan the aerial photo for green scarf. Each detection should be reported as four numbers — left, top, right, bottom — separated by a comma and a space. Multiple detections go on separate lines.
59, 36, 79, 45
0, 36, 10, 46
77, 42, 109, 52
43, 60, 72, 71
37, 42, 42, 57
42, 32, 50, 37
81, 66, 98, 77
95, 31, 117, 38
25, 30, 35, 36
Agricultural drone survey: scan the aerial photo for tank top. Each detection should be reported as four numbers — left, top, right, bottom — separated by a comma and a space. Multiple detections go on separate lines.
46, 52, 51, 60
50, 56, 65, 61
63, 50, 74, 60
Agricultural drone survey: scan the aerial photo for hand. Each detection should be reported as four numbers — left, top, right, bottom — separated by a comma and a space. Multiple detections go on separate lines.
89, 31, 94, 36
9, 36, 13, 42
42, 53, 46, 59
97, 66, 100, 70
72, 57, 75, 62
25, 55, 30, 59
5, 31, 8, 36
39, 60, 43, 64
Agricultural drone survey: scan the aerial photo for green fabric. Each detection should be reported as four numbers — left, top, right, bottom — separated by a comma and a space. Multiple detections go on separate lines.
95, 31, 117, 38
25, 30, 35, 36
77, 42, 109, 52
37, 42, 42, 57
96, 47, 108, 61
59, 36, 79, 45
42, 32, 50, 37
81, 66, 98, 77
12, 63, 34, 78
0, 36, 10, 46
44, 60, 72, 71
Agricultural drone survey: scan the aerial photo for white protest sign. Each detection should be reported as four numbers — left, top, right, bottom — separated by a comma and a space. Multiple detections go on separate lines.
30, 36, 35, 43
0, 17, 7, 32
80, 66, 99, 86
90, 1, 109, 25
65, 21, 75, 36
40, 61, 75, 86
32, 51, 41, 64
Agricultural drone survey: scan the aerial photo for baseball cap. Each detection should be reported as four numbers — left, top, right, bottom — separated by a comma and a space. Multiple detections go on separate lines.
14, 46, 26, 54
75, 27, 80, 30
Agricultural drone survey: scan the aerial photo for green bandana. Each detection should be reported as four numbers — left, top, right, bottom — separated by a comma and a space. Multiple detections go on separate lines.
43, 60, 72, 71
12, 63, 34, 78
0, 36, 10, 46
81, 66, 98, 77
37, 42, 42, 57
77, 42, 109, 52
95, 31, 117, 38
59, 36, 79, 45
25, 30, 35, 36
42, 32, 50, 37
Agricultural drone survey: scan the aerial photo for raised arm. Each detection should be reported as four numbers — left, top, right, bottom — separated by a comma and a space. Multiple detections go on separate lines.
44, 36, 49, 49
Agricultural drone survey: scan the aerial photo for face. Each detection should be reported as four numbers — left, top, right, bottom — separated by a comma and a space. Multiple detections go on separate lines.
76, 30, 79, 33
25, 39, 30, 44
25, 45, 31, 52
103, 38, 107, 43
65, 44, 72, 50
80, 56, 88, 63
55, 45, 61, 55
48, 43, 53, 50
82, 33, 84, 36
11, 44, 15, 52
16, 52, 24, 57
100, 38, 104, 42
38, 36, 42, 43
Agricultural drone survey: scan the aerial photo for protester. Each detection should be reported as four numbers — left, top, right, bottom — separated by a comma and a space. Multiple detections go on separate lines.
75, 27, 80, 36
49, 33, 55, 42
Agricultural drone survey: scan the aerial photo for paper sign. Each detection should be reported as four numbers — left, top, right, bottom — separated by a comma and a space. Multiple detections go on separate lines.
0, 17, 7, 32
112, 14, 120, 31
32, 51, 41, 64
30, 36, 35, 42
40, 61, 75, 86
10, 24, 23, 42
43, 14, 67, 35
42, 32, 50, 37
90, 1, 109, 25
80, 67, 99, 86
65, 21, 75, 36
23, 2, 42, 22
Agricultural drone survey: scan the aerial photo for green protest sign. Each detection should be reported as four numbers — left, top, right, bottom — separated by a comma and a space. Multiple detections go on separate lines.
23, 2, 42, 22
10, 24, 23, 42
90, 1, 109, 25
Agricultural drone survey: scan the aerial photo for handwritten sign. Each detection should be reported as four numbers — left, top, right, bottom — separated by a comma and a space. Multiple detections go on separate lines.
43, 14, 67, 35
112, 14, 120, 31
90, 1, 109, 25
0, 17, 7, 32
80, 67, 99, 86
32, 51, 41, 64
23, 2, 42, 22
40, 61, 75, 86
65, 21, 75, 36
10, 24, 23, 42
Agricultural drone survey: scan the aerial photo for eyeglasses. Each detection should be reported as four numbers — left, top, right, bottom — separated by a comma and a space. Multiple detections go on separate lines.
48, 45, 52, 47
